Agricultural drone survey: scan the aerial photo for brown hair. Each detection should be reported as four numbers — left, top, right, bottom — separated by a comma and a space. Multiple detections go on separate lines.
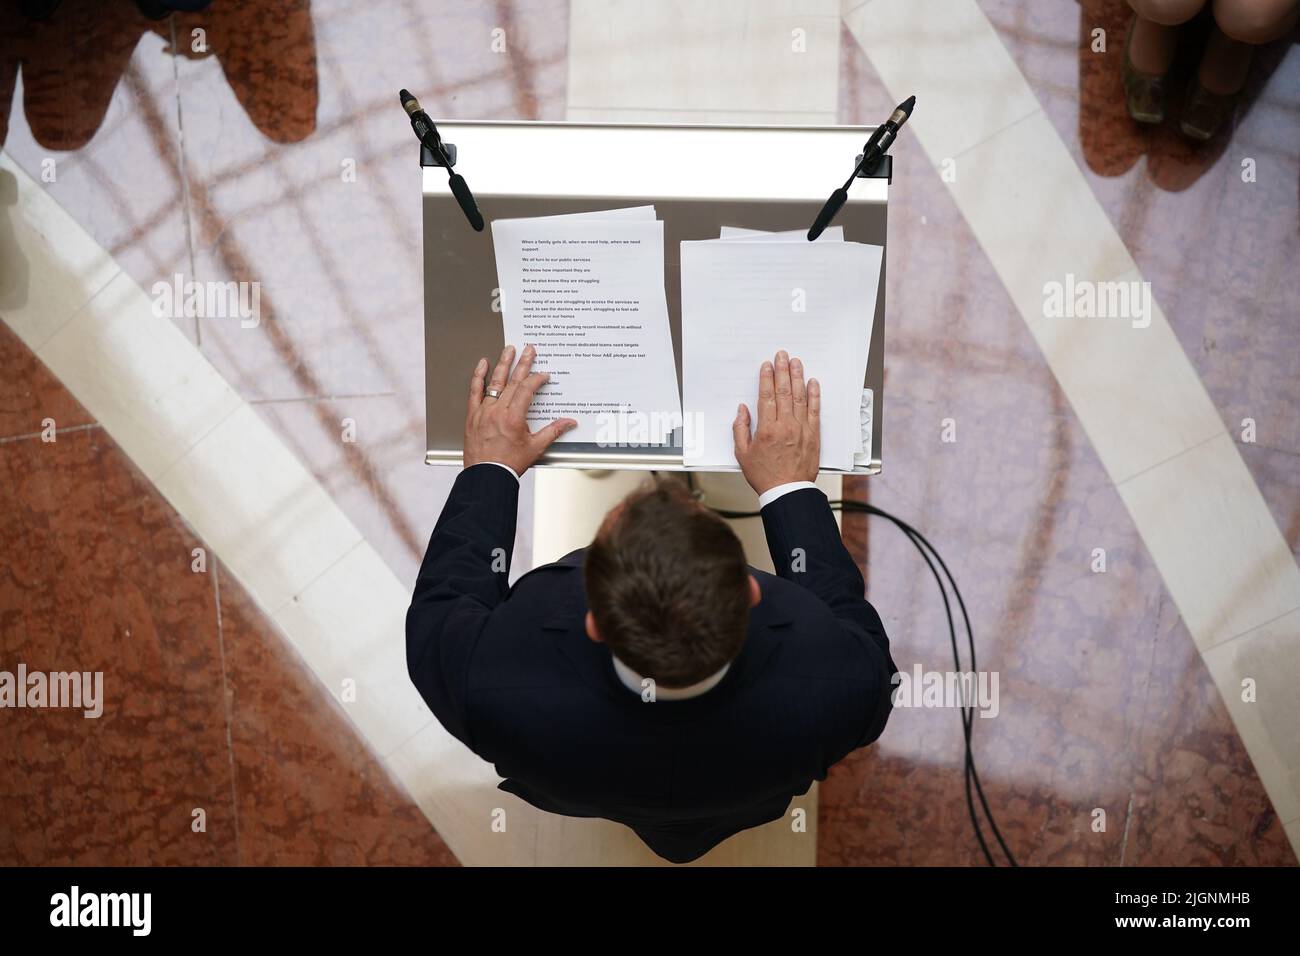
584, 480, 751, 689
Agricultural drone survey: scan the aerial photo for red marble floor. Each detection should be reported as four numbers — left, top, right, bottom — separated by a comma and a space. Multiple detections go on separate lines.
0, 323, 457, 865
1, 0, 1295, 866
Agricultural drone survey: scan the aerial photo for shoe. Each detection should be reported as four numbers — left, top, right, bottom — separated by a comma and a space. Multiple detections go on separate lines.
1122, 16, 1168, 125
1180, 76, 1235, 141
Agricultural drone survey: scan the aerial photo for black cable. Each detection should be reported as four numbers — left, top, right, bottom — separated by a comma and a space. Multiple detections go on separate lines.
684, 473, 1018, 866
839, 500, 1016, 867
887, 516, 995, 866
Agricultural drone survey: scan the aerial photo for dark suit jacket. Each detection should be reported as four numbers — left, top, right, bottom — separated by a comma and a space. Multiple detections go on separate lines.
406, 463, 896, 863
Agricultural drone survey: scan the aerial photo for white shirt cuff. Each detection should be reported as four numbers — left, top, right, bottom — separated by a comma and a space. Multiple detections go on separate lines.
478, 461, 520, 482
758, 480, 819, 509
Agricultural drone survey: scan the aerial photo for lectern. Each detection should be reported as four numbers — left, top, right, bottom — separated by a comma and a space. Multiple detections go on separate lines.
422, 121, 888, 474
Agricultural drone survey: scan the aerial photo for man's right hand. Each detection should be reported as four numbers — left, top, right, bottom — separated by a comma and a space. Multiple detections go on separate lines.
732, 349, 821, 497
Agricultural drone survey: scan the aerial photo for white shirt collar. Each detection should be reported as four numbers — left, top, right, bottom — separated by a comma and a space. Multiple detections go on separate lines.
610, 655, 730, 700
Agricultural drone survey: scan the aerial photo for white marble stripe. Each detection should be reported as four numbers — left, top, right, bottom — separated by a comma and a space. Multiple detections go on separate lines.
516, 0, 850, 865
0, 148, 503, 863
843, 0, 1300, 852
1201, 609, 1300, 824
567, 0, 842, 116
0, 152, 118, 349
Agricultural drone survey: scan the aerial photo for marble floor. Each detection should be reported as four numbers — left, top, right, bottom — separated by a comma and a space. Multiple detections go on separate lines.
0, 0, 1296, 865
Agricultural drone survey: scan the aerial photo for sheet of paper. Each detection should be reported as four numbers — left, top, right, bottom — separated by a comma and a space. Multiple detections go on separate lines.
526, 205, 657, 223
491, 213, 681, 445
718, 225, 844, 241
680, 239, 882, 470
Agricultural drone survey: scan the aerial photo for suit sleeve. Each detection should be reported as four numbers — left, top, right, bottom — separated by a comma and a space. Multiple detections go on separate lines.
405, 463, 520, 747
760, 487, 897, 746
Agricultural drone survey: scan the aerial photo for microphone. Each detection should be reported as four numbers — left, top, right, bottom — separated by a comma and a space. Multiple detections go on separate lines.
400, 89, 484, 232
808, 94, 914, 241
807, 188, 848, 243
448, 173, 484, 232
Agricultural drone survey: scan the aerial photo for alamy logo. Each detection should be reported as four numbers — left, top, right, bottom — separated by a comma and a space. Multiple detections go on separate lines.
0, 664, 102, 718
151, 273, 261, 328
50, 886, 151, 936
891, 664, 999, 718
594, 409, 700, 454
1042, 273, 1151, 328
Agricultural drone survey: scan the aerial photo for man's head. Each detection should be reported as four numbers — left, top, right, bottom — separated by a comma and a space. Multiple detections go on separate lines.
584, 480, 761, 689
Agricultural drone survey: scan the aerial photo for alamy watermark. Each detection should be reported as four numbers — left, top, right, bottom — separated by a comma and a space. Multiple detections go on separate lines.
891, 664, 999, 718
50, 886, 150, 936
0, 664, 103, 718
593, 409, 702, 454
1042, 273, 1151, 329
151, 273, 261, 328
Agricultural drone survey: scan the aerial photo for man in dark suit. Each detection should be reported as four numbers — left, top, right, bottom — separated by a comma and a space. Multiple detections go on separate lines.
407, 343, 896, 863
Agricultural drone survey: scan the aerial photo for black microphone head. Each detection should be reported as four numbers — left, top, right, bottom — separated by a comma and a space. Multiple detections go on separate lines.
807, 187, 848, 241
449, 173, 484, 231
399, 88, 419, 115
887, 95, 915, 130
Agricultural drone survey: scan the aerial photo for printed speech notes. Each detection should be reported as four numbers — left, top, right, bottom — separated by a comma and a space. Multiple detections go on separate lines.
490, 210, 881, 468
680, 233, 882, 471
491, 207, 681, 445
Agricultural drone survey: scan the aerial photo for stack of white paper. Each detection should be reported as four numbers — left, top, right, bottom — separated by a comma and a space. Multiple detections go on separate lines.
490, 211, 881, 469
491, 206, 682, 446
680, 229, 882, 471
